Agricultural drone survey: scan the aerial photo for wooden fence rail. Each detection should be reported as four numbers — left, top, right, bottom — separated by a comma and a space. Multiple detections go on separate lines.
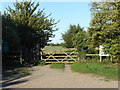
42, 50, 99, 64
42, 51, 78, 64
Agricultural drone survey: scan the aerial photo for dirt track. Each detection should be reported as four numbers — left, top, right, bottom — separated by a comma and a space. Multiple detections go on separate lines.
4, 64, 118, 88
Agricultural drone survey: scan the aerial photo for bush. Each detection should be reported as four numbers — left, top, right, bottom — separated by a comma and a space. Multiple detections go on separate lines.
77, 49, 86, 61
39, 60, 45, 66
33, 60, 45, 66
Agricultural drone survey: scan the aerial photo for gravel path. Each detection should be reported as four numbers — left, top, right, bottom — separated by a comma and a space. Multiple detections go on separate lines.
3, 64, 118, 88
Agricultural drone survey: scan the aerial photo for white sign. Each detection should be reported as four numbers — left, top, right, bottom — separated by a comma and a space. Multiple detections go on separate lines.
99, 45, 109, 56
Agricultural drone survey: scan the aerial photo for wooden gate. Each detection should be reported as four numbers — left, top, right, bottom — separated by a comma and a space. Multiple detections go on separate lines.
42, 51, 78, 64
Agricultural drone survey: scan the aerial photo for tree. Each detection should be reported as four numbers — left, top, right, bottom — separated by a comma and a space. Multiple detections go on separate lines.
2, 0, 58, 66
72, 31, 87, 60
88, 0, 120, 60
72, 31, 87, 50
2, 15, 21, 50
62, 24, 84, 48
5, 1, 58, 49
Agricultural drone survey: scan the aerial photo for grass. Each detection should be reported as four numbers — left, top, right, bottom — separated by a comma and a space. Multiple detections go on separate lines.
43, 46, 65, 53
50, 63, 65, 69
70, 62, 118, 80
43, 46, 76, 54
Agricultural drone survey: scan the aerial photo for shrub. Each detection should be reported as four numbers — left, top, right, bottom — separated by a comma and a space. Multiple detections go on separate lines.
33, 60, 45, 66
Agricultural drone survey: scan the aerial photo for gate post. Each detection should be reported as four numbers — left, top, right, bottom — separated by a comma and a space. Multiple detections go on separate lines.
40, 48, 43, 60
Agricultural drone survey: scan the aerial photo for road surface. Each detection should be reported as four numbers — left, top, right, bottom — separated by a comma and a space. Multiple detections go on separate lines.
3, 64, 118, 88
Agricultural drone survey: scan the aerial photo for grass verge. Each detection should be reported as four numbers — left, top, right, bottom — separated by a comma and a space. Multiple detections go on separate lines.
50, 63, 64, 69
70, 62, 118, 80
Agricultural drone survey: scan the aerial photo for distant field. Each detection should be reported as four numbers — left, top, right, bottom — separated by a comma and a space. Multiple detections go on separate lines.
43, 46, 76, 54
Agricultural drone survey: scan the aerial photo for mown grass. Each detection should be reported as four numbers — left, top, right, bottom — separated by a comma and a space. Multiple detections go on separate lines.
50, 63, 65, 69
70, 62, 118, 80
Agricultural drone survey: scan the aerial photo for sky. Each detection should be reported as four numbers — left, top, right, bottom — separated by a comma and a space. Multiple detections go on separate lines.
0, 1, 91, 44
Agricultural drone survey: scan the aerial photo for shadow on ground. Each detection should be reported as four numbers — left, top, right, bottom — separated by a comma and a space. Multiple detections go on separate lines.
2, 65, 33, 88
2, 79, 28, 87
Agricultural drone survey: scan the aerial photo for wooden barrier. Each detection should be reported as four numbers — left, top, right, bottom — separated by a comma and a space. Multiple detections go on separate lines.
42, 51, 78, 64
42, 50, 99, 64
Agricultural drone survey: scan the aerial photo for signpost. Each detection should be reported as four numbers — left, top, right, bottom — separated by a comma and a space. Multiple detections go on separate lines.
99, 45, 109, 62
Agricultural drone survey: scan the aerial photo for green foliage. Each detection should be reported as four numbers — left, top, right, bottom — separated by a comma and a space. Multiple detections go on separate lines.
88, 0, 120, 58
5, 1, 58, 49
77, 49, 86, 61
72, 31, 87, 60
33, 60, 45, 66
50, 63, 64, 69
39, 60, 46, 66
62, 24, 84, 48
2, 15, 21, 50
71, 62, 118, 80
2, 1, 58, 66
73, 31, 87, 50
101, 60, 112, 65
62, 24, 96, 55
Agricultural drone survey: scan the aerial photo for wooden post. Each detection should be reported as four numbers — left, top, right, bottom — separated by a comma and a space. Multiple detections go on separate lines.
40, 48, 43, 60
40, 51, 43, 60
100, 56, 102, 62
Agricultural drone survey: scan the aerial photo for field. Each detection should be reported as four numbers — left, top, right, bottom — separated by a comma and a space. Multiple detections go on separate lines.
43, 46, 76, 54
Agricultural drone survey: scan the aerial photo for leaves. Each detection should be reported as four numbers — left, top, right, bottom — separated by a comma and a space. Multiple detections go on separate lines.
88, 0, 120, 57
4, 1, 58, 49
62, 24, 84, 48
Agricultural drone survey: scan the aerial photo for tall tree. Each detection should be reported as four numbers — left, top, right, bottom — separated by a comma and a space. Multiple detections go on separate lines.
72, 31, 87, 51
5, 1, 58, 49
2, 15, 21, 50
88, 0, 120, 59
2, 0, 58, 65
62, 24, 84, 48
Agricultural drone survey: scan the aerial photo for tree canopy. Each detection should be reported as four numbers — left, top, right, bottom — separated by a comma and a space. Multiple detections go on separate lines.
62, 24, 84, 48
88, 0, 120, 57
4, 1, 58, 49
2, 0, 58, 66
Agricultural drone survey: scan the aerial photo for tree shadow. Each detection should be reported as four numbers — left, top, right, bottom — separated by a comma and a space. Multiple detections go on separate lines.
2, 66, 33, 88
2, 79, 28, 87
